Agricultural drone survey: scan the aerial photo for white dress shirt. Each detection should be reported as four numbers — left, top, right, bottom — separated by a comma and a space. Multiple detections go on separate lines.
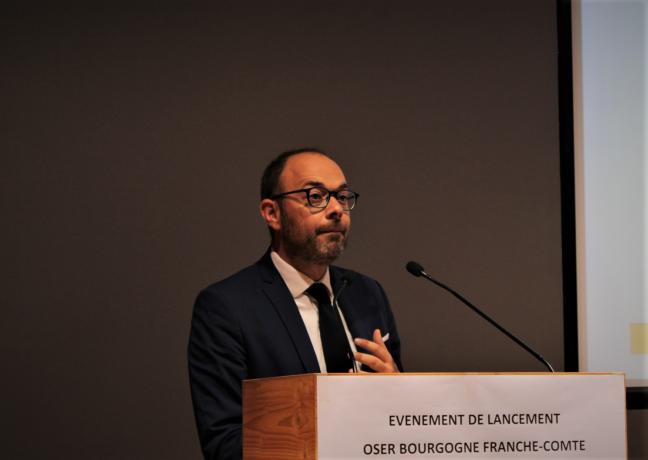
270, 251, 358, 373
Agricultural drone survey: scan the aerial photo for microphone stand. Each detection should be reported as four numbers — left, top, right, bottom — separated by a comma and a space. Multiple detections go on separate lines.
333, 272, 359, 373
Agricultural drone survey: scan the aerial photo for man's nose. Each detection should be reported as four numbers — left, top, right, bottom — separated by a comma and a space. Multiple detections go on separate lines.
326, 194, 344, 216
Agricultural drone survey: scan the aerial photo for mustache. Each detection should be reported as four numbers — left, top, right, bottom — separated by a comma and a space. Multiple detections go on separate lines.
316, 225, 347, 234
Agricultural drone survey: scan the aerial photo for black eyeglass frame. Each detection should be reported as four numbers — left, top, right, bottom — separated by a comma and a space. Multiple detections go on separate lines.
270, 186, 359, 210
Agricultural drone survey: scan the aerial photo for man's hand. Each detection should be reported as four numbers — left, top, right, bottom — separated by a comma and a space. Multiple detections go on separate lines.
352, 329, 400, 373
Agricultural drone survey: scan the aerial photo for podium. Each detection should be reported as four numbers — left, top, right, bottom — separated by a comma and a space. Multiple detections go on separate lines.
243, 373, 626, 459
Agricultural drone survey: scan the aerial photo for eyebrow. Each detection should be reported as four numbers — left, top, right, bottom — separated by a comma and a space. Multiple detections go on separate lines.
302, 180, 349, 190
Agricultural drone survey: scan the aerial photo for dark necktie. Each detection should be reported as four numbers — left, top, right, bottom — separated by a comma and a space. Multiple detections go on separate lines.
306, 282, 353, 373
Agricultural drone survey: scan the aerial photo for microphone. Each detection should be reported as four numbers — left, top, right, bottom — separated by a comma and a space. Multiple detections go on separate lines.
333, 271, 359, 373
406, 261, 555, 372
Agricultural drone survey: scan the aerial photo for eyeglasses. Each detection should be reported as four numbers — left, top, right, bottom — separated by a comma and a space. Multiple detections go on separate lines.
271, 186, 359, 211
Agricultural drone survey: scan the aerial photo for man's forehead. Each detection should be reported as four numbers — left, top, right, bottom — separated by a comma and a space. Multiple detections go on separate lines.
281, 153, 347, 188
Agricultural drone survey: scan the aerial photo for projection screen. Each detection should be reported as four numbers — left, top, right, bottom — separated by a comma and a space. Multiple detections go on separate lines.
573, 0, 648, 387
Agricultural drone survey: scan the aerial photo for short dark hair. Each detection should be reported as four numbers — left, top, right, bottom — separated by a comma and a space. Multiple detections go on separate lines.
260, 147, 330, 199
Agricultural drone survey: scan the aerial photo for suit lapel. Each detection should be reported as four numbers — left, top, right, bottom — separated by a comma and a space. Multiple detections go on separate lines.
257, 253, 321, 373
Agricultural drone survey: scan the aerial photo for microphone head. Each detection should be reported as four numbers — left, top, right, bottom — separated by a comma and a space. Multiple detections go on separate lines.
342, 270, 358, 285
406, 261, 425, 277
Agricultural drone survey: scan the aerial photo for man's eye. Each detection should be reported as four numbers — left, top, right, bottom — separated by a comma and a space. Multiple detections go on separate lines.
309, 190, 326, 201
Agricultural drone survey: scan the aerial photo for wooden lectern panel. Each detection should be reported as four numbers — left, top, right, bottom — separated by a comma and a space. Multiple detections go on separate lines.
243, 374, 317, 460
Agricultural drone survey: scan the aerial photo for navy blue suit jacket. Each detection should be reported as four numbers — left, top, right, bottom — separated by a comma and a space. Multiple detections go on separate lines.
187, 252, 402, 460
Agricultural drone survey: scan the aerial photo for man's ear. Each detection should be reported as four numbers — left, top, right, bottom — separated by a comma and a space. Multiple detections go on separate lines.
260, 198, 281, 231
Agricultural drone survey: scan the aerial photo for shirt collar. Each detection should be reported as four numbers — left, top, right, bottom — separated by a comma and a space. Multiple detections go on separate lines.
270, 250, 332, 299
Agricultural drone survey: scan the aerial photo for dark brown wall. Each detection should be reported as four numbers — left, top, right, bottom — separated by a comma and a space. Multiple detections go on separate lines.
0, 1, 607, 458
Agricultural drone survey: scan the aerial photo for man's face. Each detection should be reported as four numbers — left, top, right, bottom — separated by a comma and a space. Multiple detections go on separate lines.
275, 153, 351, 266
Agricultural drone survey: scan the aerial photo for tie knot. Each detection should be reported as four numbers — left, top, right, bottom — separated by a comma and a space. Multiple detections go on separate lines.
306, 282, 331, 307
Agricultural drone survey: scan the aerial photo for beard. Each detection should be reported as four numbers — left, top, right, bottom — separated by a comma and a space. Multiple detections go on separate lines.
279, 212, 349, 266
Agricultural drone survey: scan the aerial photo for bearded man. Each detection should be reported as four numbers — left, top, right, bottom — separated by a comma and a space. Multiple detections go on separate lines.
188, 148, 402, 460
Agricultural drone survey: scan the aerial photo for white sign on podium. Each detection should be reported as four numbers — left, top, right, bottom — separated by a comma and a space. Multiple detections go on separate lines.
316, 373, 625, 459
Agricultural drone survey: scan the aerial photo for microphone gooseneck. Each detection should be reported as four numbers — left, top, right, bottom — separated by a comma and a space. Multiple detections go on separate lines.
333, 271, 359, 373
406, 260, 555, 372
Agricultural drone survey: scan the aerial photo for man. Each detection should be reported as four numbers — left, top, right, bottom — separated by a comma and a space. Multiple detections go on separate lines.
188, 148, 402, 460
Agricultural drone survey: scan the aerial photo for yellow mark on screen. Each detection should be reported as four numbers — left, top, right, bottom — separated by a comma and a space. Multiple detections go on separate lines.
630, 324, 648, 354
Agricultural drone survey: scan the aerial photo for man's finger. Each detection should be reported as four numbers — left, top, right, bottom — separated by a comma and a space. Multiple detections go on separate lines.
353, 338, 390, 363
353, 351, 390, 373
373, 328, 383, 343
